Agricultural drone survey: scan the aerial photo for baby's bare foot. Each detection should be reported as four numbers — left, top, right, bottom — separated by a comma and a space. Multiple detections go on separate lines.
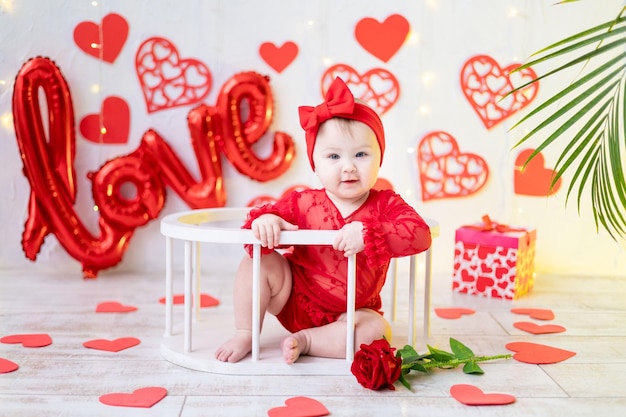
281, 333, 308, 364
215, 330, 252, 363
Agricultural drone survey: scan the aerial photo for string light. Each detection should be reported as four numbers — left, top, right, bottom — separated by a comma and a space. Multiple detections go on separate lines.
0, 0, 14, 12
90, 84, 101, 94
91, 1, 98, 6
508, 6, 520, 18
0, 113, 13, 131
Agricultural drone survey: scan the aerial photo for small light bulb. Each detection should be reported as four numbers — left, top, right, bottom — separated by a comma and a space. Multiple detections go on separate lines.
100, 127, 107, 135
90, 43, 100, 49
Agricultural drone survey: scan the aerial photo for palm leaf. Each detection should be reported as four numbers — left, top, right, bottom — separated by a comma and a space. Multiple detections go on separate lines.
509, 5, 626, 239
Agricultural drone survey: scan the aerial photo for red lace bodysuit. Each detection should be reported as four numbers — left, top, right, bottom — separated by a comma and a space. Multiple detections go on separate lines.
243, 188, 432, 333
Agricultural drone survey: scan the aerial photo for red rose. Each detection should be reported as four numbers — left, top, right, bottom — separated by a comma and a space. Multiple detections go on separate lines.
350, 338, 402, 390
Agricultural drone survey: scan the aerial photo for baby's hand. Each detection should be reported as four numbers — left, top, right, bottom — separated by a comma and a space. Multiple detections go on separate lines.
333, 221, 365, 257
251, 214, 298, 249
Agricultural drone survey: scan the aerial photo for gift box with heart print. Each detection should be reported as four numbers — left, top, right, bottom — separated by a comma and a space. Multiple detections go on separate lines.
452, 216, 536, 300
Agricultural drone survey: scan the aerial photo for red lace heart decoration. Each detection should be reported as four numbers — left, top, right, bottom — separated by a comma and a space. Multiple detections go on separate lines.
417, 131, 489, 201
460, 54, 538, 129
321, 64, 399, 115
135, 37, 212, 113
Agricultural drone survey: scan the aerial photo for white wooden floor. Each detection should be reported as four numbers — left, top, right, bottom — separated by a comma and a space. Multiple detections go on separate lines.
1, 259, 625, 416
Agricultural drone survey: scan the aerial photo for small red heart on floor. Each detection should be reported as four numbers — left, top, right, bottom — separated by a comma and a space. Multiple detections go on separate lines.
268, 396, 329, 417
505, 341, 575, 364
0, 334, 52, 348
450, 384, 516, 406
99, 387, 167, 408
83, 337, 141, 352
158, 294, 220, 308
96, 301, 138, 313
514, 321, 566, 335
0, 357, 19, 373
434, 308, 476, 319
511, 308, 554, 320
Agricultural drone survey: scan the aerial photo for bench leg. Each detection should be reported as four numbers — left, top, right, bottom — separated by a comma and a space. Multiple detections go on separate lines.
251, 244, 261, 361
165, 236, 173, 337
184, 240, 193, 352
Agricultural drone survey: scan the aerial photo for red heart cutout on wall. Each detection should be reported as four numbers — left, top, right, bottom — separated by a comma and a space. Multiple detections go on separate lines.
434, 307, 475, 319
460, 54, 538, 129
322, 64, 399, 115
514, 322, 566, 335
80, 96, 130, 144
0, 334, 52, 348
83, 337, 141, 352
259, 41, 298, 73
73, 13, 129, 63
514, 148, 562, 196
417, 131, 489, 201
506, 341, 575, 364
99, 387, 167, 408
267, 396, 330, 417
0, 357, 19, 373
355, 14, 410, 62
96, 301, 138, 313
135, 37, 212, 113
511, 308, 554, 321
450, 384, 516, 406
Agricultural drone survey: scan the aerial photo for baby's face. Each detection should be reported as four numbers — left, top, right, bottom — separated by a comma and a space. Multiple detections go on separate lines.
312, 118, 381, 204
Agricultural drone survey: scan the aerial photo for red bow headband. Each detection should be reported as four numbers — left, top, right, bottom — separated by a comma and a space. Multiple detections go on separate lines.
298, 77, 386, 169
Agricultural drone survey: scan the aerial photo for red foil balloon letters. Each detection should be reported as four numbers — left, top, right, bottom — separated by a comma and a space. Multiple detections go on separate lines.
12, 57, 294, 277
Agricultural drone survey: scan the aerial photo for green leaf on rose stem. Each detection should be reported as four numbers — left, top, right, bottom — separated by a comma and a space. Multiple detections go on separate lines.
398, 373, 411, 390
398, 345, 429, 364
426, 345, 456, 362
463, 361, 484, 374
410, 362, 429, 373
449, 337, 475, 360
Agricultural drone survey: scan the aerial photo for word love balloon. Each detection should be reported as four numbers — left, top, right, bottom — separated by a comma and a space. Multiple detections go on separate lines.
12, 57, 294, 278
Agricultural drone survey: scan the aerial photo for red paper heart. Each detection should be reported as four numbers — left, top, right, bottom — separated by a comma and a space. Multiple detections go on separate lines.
0, 334, 52, 348
158, 294, 220, 308
417, 131, 489, 201
246, 184, 311, 208
267, 396, 330, 417
0, 357, 19, 373
99, 387, 167, 408
73, 13, 129, 63
450, 384, 516, 406
321, 64, 399, 115
80, 96, 130, 144
514, 321, 566, 335
135, 37, 212, 113
259, 41, 299, 73
354, 14, 409, 62
511, 308, 554, 321
96, 301, 138, 313
434, 307, 475, 319
514, 148, 562, 196
506, 341, 576, 364
460, 54, 538, 129
83, 337, 141, 352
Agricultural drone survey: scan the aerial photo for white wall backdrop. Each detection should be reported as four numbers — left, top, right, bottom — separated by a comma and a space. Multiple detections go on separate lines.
1, 0, 624, 278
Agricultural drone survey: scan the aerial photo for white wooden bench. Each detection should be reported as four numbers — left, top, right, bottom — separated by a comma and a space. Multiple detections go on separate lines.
160, 207, 439, 371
